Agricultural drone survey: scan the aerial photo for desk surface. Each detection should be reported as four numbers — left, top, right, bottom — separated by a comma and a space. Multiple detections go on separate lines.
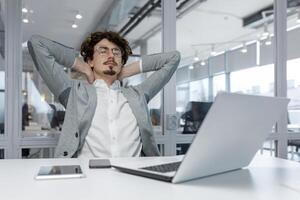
1, 155, 300, 200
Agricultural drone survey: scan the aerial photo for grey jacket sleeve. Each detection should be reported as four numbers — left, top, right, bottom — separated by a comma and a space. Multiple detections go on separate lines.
136, 51, 181, 102
27, 35, 79, 107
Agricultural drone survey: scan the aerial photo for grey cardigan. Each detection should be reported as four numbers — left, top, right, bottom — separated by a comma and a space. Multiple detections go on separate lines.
27, 35, 181, 158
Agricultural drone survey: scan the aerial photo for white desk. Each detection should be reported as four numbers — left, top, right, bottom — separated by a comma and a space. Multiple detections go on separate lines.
0, 155, 300, 200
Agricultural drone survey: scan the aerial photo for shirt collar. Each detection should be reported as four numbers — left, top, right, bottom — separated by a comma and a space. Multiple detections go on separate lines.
93, 79, 121, 91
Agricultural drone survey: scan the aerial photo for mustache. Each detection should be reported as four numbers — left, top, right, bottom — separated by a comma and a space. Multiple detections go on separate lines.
103, 60, 117, 65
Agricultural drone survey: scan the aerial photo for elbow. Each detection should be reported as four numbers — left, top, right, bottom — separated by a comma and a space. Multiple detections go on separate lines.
27, 34, 45, 48
173, 50, 181, 62
171, 50, 181, 67
28, 34, 41, 44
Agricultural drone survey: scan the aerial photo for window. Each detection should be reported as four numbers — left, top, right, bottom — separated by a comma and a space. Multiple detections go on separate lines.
287, 58, 300, 132
213, 74, 226, 97
230, 65, 274, 96
190, 79, 209, 102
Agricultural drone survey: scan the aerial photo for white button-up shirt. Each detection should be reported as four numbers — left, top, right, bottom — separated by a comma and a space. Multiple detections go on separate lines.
78, 79, 142, 158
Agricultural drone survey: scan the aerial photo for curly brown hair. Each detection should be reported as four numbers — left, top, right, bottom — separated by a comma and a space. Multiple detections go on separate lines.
80, 31, 132, 64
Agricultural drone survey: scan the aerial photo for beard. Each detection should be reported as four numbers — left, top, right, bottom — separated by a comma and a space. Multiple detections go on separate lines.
103, 69, 116, 76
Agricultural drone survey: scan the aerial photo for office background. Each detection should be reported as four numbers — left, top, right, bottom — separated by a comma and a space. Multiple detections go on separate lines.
0, 0, 299, 160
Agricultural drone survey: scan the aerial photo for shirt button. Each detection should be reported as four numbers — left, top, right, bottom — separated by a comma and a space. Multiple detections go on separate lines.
75, 132, 79, 138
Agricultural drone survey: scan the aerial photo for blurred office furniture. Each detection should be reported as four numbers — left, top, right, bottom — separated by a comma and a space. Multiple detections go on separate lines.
22, 102, 30, 130
180, 101, 212, 134
0, 90, 4, 134
49, 104, 65, 130
287, 111, 300, 157
150, 108, 161, 126
288, 140, 300, 154
0, 149, 3, 159
176, 143, 191, 155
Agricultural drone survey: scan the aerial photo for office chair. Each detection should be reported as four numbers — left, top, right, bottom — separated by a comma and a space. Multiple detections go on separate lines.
49, 104, 65, 130
181, 101, 212, 134
287, 113, 300, 155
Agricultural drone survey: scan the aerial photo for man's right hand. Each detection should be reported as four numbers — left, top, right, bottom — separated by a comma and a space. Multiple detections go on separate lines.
85, 67, 95, 84
73, 57, 95, 84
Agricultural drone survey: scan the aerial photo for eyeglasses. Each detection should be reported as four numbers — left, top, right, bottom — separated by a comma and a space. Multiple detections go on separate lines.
95, 46, 122, 58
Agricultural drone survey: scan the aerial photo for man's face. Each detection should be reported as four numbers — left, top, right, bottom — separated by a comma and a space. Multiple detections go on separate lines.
88, 39, 123, 77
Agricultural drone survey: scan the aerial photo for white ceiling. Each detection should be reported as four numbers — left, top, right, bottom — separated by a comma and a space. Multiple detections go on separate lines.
22, 0, 114, 48
21, 0, 300, 67
176, 0, 274, 58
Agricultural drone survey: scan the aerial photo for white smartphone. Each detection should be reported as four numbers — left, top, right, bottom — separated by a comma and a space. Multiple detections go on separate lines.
35, 165, 85, 180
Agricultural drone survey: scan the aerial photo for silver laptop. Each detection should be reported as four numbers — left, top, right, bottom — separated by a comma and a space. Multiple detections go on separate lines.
112, 92, 289, 183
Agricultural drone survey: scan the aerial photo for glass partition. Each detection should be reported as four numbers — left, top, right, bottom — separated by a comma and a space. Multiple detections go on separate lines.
287, 140, 300, 162
287, 58, 300, 134
176, 0, 274, 154
0, 0, 5, 137
260, 140, 276, 157
212, 74, 225, 97
230, 64, 274, 96
286, 2, 300, 161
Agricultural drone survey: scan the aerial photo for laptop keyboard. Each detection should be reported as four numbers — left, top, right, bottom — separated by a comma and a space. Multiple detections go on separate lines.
141, 161, 181, 173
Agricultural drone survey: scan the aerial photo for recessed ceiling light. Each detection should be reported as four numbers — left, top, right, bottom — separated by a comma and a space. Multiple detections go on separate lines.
23, 18, 29, 23
76, 14, 82, 19
241, 48, 247, 53
72, 23, 78, 28
240, 42, 248, 53
265, 40, 272, 46
210, 51, 217, 56
210, 45, 217, 56
22, 8, 28, 13
75, 11, 82, 19
193, 50, 199, 61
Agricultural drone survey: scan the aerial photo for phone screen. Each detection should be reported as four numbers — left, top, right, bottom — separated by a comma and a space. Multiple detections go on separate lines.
35, 165, 84, 180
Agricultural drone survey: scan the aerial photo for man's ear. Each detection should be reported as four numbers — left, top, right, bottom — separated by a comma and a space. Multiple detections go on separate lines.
87, 59, 94, 70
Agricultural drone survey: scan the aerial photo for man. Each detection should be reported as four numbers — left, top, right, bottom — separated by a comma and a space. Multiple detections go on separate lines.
27, 31, 180, 158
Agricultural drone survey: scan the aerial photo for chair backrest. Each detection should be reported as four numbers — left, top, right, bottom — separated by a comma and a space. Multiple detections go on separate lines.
181, 101, 212, 134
